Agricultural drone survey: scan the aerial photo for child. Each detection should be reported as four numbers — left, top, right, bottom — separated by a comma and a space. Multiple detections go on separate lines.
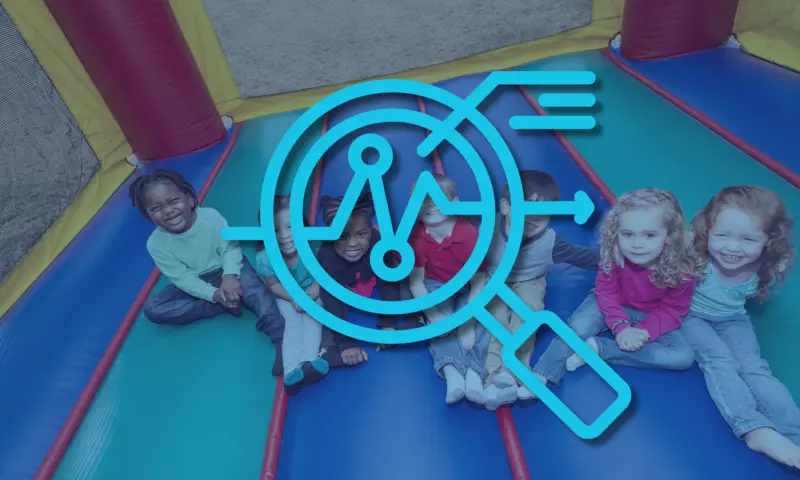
255, 195, 328, 394
483, 170, 601, 410
316, 191, 420, 367
409, 173, 490, 405
133, 169, 285, 368
680, 185, 800, 469
531, 188, 697, 387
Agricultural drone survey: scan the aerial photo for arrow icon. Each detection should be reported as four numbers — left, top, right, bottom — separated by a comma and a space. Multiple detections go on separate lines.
522, 190, 595, 225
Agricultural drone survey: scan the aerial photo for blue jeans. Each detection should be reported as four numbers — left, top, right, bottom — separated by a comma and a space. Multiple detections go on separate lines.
681, 311, 800, 441
425, 278, 490, 381
533, 292, 694, 385
144, 257, 285, 344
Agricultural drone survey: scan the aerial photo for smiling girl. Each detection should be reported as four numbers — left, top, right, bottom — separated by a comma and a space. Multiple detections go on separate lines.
316, 191, 420, 368
256, 195, 328, 394
681, 185, 800, 469
531, 188, 699, 386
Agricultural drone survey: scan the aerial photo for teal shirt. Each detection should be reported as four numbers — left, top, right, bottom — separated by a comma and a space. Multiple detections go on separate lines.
146, 207, 242, 302
255, 242, 319, 290
691, 262, 758, 316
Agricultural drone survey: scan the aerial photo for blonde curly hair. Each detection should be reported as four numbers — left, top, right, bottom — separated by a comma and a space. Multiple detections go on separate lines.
690, 185, 795, 299
599, 188, 701, 288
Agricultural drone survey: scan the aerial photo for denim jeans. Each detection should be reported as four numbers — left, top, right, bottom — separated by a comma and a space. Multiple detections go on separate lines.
425, 278, 490, 381
532, 292, 694, 385
144, 257, 285, 344
485, 275, 547, 380
277, 298, 323, 374
681, 311, 800, 441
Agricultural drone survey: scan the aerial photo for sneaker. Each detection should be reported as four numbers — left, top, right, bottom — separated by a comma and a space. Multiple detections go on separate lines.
301, 358, 330, 387
284, 366, 304, 396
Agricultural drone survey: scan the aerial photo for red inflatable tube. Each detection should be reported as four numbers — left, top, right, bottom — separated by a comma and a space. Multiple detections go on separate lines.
46, 0, 226, 161
33, 124, 241, 480
620, 0, 739, 61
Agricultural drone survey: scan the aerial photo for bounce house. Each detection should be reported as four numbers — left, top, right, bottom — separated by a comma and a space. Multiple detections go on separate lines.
2, 0, 800, 478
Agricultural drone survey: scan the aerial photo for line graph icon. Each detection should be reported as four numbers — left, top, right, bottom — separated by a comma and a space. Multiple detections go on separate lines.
223, 73, 631, 440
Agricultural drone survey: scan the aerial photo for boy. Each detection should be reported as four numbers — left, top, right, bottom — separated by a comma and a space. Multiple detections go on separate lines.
484, 170, 600, 410
409, 173, 490, 405
131, 169, 285, 373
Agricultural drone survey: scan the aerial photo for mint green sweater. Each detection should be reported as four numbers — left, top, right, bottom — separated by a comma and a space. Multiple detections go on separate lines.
146, 207, 242, 302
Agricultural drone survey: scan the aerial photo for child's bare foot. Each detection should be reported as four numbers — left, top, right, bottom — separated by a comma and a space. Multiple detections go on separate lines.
566, 337, 599, 372
341, 347, 368, 366
744, 427, 800, 469
465, 369, 486, 405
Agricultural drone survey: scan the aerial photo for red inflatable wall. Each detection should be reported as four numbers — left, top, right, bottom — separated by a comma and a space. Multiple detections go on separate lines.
46, 0, 226, 162
620, 0, 740, 61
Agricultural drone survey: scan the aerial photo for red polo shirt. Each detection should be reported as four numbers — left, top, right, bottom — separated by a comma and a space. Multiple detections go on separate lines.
409, 217, 486, 284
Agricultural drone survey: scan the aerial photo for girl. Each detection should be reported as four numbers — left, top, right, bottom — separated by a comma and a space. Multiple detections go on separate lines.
256, 196, 328, 394
681, 185, 800, 469
316, 191, 421, 367
531, 188, 698, 388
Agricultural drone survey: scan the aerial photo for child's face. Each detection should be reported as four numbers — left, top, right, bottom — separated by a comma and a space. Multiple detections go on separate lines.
274, 209, 296, 256
419, 197, 451, 225
617, 206, 668, 268
334, 215, 372, 263
503, 194, 550, 238
707, 207, 767, 273
144, 181, 195, 234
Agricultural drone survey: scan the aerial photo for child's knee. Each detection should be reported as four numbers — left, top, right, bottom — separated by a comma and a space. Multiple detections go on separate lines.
674, 348, 696, 370
569, 314, 601, 338
518, 291, 545, 313
143, 297, 168, 324
736, 355, 771, 376
659, 345, 695, 371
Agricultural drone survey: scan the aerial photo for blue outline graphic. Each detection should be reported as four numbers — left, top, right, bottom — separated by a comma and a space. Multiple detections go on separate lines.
222, 73, 632, 439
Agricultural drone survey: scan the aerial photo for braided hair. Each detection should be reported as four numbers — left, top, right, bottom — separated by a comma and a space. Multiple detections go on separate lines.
128, 168, 197, 220
319, 189, 375, 227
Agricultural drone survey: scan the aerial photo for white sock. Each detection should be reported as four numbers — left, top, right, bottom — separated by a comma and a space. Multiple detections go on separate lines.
443, 365, 465, 404
517, 384, 536, 400
486, 384, 518, 411
465, 369, 486, 405
517, 372, 546, 400
493, 370, 516, 389
566, 337, 599, 372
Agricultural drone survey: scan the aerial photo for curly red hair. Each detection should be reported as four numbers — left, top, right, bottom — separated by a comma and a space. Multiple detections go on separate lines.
691, 185, 795, 299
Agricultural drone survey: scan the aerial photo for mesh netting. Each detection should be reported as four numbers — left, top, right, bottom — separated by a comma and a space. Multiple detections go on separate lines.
0, 6, 101, 283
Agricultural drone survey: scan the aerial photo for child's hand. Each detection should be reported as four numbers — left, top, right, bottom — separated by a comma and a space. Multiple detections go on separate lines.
221, 275, 242, 304
213, 288, 238, 309
305, 283, 320, 300
616, 327, 649, 351
292, 300, 304, 313
213, 288, 226, 304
